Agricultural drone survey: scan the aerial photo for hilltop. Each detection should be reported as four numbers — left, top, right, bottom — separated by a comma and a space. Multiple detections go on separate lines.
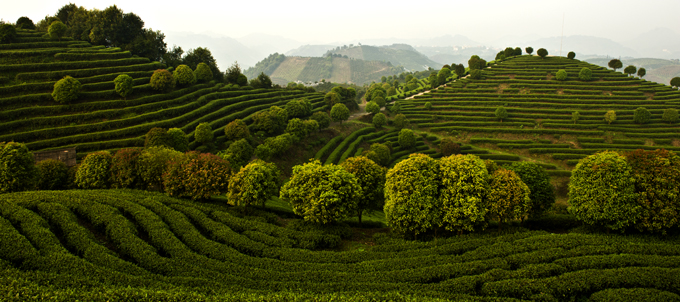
329, 44, 440, 71
585, 57, 680, 86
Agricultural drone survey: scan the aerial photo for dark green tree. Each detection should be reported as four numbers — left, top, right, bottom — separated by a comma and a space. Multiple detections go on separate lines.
506, 161, 556, 218
52, 76, 82, 103
537, 48, 548, 58
114, 74, 134, 99
184, 47, 221, 81
608, 59, 623, 71
48, 21, 67, 41
330, 103, 350, 124
633, 107, 651, 124
495, 106, 508, 122
0, 142, 37, 193
0, 24, 17, 43
15, 17, 36, 30
525, 47, 534, 55
454, 64, 466, 78
624, 65, 637, 77
567, 51, 576, 59
194, 63, 213, 83
637, 68, 646, 78
670, 77, 680, 89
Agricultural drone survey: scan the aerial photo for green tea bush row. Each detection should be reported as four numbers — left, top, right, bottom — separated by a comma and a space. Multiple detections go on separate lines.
325, 127, 376, 165
0, 57, 150, 73
15, 62, 164, 81
54, 51, 132, 61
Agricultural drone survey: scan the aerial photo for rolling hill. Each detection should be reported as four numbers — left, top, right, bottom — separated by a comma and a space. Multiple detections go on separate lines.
584, 57, 680, 86
330, 44, 441, 71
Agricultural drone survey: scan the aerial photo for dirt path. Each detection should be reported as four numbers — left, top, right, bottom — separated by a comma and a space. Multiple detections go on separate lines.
349, 99, 369, 120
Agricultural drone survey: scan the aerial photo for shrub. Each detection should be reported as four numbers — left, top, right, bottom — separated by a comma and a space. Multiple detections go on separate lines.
454, 64, 466, 77
390, 101, 401, 114
194, 62, 213, 82
48, 21, 67, 41
555, 70, 568, 81
224, 119, 250, 141
227, 160, 280, 210
137, 146, 183, 191
604, 110, 616, 125
0, 142, 37, 193
174, 64, 197, 86
439, 154, 489, 233
341, 156, 386, 223
625, 149, 680, 233
75, 151, 113, 189
572, 111, 580, 124
280, 160, 360, 224
113, 74, 134, 98
150, 69, 175, 91
568, 151, 640, 231
0, 23, 17, 44
567, 51, 575, 59
439, 137, 460, 156
109, 148, 143, 189
194, 122, 214, 145
144, 127, 171, 148
372, 112, 387, 129
624, 65, 637, 76
633, 107, 651, 124
167, 128, 189, 152
608, 59, 623, 71
285, 118, 308, 140
310, 111, 331, 129
662, 108, 679, 124
578, 67, 592, 81
163, 152, 232, 200
16, 17, 36, 30
52, 76, 81, 103
525, 47, 534, 55
366, 101, 380, 115
470, 69, 482, 80
324, 91, 342, 107
366, 143, 390, 166
393, 113, 408, 129
424, 102, 432, 110
398, 129, 416, 149
487, 168, 531, 228
35, 159, 68, 191
506, 161, 556, 218
495, 106, 508, 122
253, 106, 288, 135
256, 133, 295, 160
384, 154, 441, 236
217, 138, 253, 169
304, 119, 319, 134
537, 48, 548, 58
373, 96, 386, 108
330, 103, 350, 124
285, 98, 312, 119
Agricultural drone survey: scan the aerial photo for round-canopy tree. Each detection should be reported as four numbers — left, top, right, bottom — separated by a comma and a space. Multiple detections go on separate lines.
75, 151, 113, 189
341, 156, 386, 224
372, 112, 387, 129
608, 59, 623, 71
227, 160, 280, 210
48, 21, 67, 41
52, 76, 82, 103
637, 68, 646, 78
280, 160, 360, 224
633, 107, 651, 124
567, 51, 576, 59
384, 153, 441, 236
224, 119, 250, 141
487, 168, 531, 229
568, 151, 640, 231
662, 108, 679, 124
398, 129, 416, 149
454, 64, 466, 78
167, 128, 189, 152
0, 23, 17, 43
671, 77, 680, 89
604, 110, 617, 125
506, 161, 556, 218
109, 148, 143, 189
440, 137, 460, 156
150, 69, 175, 91
624, 65, 637, 77
525, 47, 534, 55
365, 101, 380, 115
36, 159, 68, 191
174, 64, 197, 86
144, 127, 171, 148
114, 74, 134, 99
537, 48, 548, 58
15, 16, 36, 30
439, 154, 489, 233
495, 106, 508, 122
556, 70, 568, 81
310, 111, 331, 129
572, 111, 580, 124
163, 152, 232, 200
194, 62, 213, 82
0, 142, 37, 193
218, 138, 254, 169
578, 67, 592, 81
424, 102, 432, 110
330, 103, 350, 124
194, 122, 214, 145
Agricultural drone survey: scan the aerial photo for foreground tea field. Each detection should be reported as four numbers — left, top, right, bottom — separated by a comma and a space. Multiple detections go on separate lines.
1, 190, 679, 301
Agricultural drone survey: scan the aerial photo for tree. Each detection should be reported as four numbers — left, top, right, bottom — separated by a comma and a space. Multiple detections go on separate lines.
495, 106, 508, 122
144, 127, 171, 148
218, 138, 253, 169
398, 129, 416, 149
341, 156, 386, 224
381, 76, 387, 83
393, 113, 409, 129
162, 45, 184, 69
567, 51, 576, 59
373, 96, 386, 108
633, 107, 651, 124
468, 55, 487, 70
227, 160, 280, 210
0, 142, 37, 193
390, 101, 401, 114
438, 154, 489, 233
624, 65, 637, 77
253, 106, 288, 135
662, 108, 679, 124
150, 69, 175, 91
470, 70, 482, 80
256, 72, 272, 88
174, 64, 196, 86
572, 111, 580, 124
285, 118, 309, 140
366, 101, 380, 115
167, 128, 189, 152
255, 133, 295, 160
36, 159, 68, 190
52, 76, 82, 103
487, 168, 531, 229
163, 152, 232, 200
280, 160, 360, 224
365, 143, 391, 166
624, 149, 680, 233
440, 138, 460, 156
537, 48, 548, 58
304, 119, 319, 134
114, 74, 134, 98
373, 112, 387, 129
424, 102, 432, 110
506, 161, 556, 218
437, 67, 451, 85
194, 122, 214, 145
224, 119, 250, 141
555, 69, 568, 81
525, 47, 534, 55
604, 110, 616, 125
194, 63, 213, 82
137, 146, 183, 191
637, 68, 646, 78
48, 21, 67, 41
0, 24, 17, 44
15, 17, 36, 30
454, 64, 466, 78
578, 67, 592, 81
285, 98, 312, 119
568, 151, 640, 231
311, 111, 331, 129
504, 47, 515, 58
671, 77, 680, 89
76, 151, 113, 189
330, 103, 350, 124
324, 91, 342, 107
608, 59, 623, 71
109, 148, 143, 189
384, 153, 441, 236
225, 61, 243, 84
183, 47, 221, 81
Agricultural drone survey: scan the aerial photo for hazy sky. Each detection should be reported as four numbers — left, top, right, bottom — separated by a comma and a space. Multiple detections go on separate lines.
4, 0, 679, 44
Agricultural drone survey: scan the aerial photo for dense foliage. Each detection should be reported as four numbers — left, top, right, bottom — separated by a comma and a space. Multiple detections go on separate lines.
163, 152, 232, 200
506, 161, 555, 218
578, 67, 592, 81
174, 64, 197, 86
150, 69, 175, 91
633, 107, 651, 124
330, 103, 350, 124
487, 168, 531, 229
194, 62, 213, 83
227, 160, 280, 210
439, 154, 489, 233
398, 129, 416, 149
52, 76, 82, 103
0, 142, 37, 193
35, 159, 68, 190
341, 156, 386, 223
75, 151, 113, 189
194, 122, 214, 145
113, 74, 134, 98
109, 147, 143, 189
224, 119, 250, 141
372, 113, 387, 129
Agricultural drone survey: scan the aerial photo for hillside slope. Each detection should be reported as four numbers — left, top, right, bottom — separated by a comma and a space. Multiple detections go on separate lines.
585, 57, 680, 86
331, 44, 441, 71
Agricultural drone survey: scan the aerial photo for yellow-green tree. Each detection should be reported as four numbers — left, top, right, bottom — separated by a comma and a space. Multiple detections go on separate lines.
439, 154, 489, 233
341, 156, 386, 224
487, 168, 532, 229
280, 160, 360, 224
228, 160, 280, 211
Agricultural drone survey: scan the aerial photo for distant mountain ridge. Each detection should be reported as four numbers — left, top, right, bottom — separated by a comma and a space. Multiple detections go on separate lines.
329, 44, 441, 71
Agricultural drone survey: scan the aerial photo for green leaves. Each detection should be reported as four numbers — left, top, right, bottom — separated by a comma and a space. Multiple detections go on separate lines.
52, 76, 81, 103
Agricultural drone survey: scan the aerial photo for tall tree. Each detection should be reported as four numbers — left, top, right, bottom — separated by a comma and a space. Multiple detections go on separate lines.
608, 59, 623, 71
184, 47, 222, 81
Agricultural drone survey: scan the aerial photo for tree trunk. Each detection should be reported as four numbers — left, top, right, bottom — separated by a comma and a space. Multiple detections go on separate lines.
357, 210, 362, 225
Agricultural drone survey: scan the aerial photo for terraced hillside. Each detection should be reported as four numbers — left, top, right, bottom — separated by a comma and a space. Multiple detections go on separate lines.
331, 44, 441, 71
398, 55, 680, 171
0, 30, 324, 159
262, 55, 403, 85
2, 189, 679, 301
